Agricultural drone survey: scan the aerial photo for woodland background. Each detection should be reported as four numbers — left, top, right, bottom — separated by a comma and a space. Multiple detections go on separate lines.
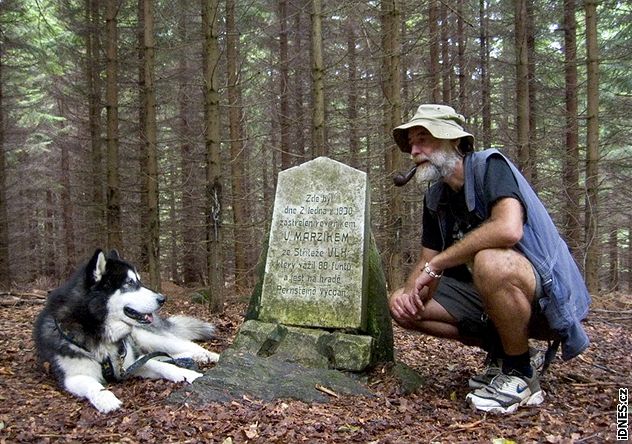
0, 0, 631, 308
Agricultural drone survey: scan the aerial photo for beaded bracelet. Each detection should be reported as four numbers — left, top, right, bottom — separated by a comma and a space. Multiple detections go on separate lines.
423, 262, 443, 279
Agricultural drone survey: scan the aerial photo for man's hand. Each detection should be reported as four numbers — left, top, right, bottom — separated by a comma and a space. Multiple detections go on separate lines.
413, 269, 435, 297
389, 285, 426, 322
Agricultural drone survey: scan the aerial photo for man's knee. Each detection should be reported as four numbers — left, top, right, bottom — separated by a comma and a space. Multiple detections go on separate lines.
472, 248, 534, 288
472, 248, 511, 282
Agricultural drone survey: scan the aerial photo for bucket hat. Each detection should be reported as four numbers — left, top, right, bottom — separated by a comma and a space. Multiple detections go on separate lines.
393, 104, 474, 154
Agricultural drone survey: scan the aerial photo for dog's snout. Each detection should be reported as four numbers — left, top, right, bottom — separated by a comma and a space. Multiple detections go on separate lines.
156, 294, 166, 306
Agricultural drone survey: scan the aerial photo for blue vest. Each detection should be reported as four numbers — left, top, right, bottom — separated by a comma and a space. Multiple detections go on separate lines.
426, 149, 591, 361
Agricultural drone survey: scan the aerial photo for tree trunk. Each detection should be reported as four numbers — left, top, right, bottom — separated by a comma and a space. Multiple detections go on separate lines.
456, 0, 466, 112
584, 0, 600, 293
168, 162, 178, 281
382, 0, 404, 288
203, 0, 224, 313
514, 0, 531, 179
105, 0, 122, 251
347, 17, 359, 169
562, 0, 582, 263
608, 229, 619, 292
311, 0, 326, 157
0, 45, 9, 288
278, 0, 291, 169
143, 0, 161, 289
58, 99, 76, 275
526, 0, 537, 186
292, 2, 306, 163
428, 0, 440, 102
440, 2, 451, 103
479, 0, 491, 149
86, 0, 105, 250
137, 0, 149, 269
45, 190, 55, 276
226, 0, 248, 288
176, 1, 199, 285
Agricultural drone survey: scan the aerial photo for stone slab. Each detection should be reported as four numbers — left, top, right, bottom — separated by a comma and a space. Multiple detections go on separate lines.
167, 348, 372, 405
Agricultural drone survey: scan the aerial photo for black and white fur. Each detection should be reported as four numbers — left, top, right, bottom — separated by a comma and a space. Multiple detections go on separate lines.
33, 249, 219, 413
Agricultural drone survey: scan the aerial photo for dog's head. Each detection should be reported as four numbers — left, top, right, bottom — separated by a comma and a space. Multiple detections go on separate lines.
86, 249, 165, 334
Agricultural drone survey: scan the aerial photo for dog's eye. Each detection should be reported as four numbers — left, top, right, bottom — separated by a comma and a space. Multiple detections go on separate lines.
125, 278, 137, 288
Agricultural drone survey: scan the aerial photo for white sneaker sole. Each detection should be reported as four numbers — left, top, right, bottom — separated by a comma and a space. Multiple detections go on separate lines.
466, 390, 545, 414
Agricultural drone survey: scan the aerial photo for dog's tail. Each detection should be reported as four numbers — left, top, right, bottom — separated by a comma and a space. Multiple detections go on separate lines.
162, 315, 216, 341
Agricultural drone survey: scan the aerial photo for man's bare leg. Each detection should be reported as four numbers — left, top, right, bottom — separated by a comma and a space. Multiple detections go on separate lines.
389, 289, 482, 347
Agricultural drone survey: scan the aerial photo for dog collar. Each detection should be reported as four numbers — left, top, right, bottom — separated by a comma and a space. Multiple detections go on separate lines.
101, 340, 128, 383
54, 319, 127, 382
54, 319, 91, 353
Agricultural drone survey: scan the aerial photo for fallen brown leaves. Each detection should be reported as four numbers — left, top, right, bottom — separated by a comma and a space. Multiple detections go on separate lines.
0, 285, 629, 443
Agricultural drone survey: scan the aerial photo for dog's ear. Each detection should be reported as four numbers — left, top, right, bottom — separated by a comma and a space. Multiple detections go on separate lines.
86, 249, 107, 285
107, 249, 120, 260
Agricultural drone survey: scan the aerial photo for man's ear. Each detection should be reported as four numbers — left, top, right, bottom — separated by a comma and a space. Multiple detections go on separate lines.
86, 249, 107, 285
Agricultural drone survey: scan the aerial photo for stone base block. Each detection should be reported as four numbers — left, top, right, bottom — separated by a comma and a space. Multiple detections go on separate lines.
232, 319, 374, 372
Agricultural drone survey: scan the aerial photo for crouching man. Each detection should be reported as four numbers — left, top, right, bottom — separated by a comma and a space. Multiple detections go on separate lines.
389, 104, 591, 414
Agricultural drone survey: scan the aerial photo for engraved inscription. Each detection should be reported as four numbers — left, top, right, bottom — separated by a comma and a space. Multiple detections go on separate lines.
259, 157, 368, 329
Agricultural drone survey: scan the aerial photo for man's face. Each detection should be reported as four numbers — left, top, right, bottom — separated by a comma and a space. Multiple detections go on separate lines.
407, 126, 461, 183
408, 126, 444, 156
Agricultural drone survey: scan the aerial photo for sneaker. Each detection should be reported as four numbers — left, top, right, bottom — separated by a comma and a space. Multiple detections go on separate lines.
468, 355, 502, 389
530, 347, 545, 373
468, 347, 545, 389
465, 366, 545, 414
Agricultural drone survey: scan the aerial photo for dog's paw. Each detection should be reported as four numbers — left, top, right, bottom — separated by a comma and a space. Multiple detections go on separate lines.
194, 350, 220, 364
162, 364, 203, 384
91, 390, 122, 413
180, 368, 203, 383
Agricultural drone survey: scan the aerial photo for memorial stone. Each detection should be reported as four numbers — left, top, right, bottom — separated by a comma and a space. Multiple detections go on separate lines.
258, 156, 369, 330
168, 158, 403, 406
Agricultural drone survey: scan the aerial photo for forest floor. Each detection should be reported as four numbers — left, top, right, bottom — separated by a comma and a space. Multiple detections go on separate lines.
0, 282, 630, 443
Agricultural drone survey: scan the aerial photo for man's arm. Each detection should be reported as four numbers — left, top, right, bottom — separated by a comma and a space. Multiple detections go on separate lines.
391, 196, 524, 321
416, 197, 524, 292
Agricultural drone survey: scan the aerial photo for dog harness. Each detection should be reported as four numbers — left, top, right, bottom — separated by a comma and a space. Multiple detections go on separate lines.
53, 319, 175, 382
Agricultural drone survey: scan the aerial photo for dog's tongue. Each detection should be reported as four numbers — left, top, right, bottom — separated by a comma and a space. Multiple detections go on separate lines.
143, 313, 154, 323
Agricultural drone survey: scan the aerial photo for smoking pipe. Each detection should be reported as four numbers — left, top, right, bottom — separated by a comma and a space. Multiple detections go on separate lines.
393, 165, 417, 187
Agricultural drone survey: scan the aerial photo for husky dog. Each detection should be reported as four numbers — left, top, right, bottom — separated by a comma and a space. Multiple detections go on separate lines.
33, 249, 219, 413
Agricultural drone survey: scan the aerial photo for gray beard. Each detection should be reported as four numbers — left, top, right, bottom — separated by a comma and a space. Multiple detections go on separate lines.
415, 146, 462, 185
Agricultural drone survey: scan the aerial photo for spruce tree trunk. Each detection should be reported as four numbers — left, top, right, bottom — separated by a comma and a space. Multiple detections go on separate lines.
514, 0, 531, 180
105, 0, 122, 251
526, 0, 537, 186
58, 99, 76, 275
479, 0, 492, 149
440, 2, 451, 103
562, 0, 582, 264
143, 0, 161, 290
428, 0, 440, 102
456, 0, 467, 112
347, 17, 359, 169
226, 0, 248, 288
278, 0, 291, 169
86, 0, 105, 250
176, 1, 200, 285
381, 0, 404, 289
203, 0, 225, 313
0, 46, 9, 288
311, 0, 326, 157
584, 0, 600, 293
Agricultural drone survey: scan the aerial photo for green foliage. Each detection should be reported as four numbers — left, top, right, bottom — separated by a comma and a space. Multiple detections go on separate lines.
1, 0, 632, 287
